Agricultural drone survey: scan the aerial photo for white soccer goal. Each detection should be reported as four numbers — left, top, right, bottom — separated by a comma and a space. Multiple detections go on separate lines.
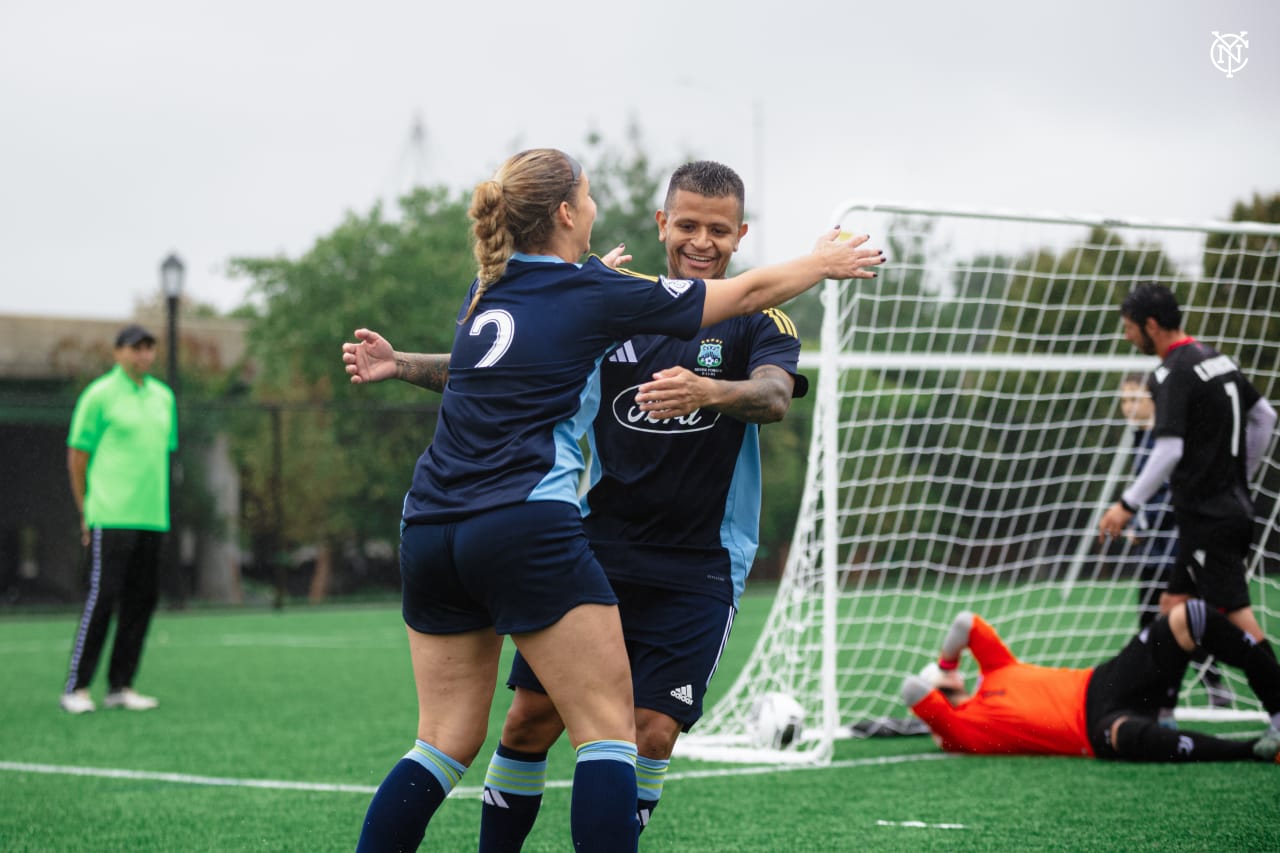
677, 202, 1280, 765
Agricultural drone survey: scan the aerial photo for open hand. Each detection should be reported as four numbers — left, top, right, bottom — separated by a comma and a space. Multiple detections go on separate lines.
813, 228, 885, 280
343, 328, 398, 384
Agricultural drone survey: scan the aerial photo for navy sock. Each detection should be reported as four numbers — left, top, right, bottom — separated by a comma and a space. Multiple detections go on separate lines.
570, 740, 638, 853
479, 743, 548, 853
356, 741, 466, 852
1188, 602, 1280, 715
1114, 717, 1255, 762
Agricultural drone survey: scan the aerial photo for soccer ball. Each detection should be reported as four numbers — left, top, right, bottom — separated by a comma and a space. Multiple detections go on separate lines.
750, 691, 805, 750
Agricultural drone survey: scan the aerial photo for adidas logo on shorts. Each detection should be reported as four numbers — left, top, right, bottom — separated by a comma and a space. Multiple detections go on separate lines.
670, 684, 694, 706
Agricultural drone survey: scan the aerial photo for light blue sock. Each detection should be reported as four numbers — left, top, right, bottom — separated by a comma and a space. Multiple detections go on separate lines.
479, 743, 548, 853
635, 754, 669, 832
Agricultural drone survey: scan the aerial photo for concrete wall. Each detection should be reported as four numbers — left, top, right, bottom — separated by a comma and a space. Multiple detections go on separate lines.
0, 311, 248, 381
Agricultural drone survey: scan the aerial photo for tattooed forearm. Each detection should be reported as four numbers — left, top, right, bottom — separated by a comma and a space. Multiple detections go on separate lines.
397, 353, 450, 392
714, 366, 796, 424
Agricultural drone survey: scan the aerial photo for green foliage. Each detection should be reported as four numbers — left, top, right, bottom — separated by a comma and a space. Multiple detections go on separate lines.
232, 186, 474, 392
581, 122, 672, 277
1202, 191, 1280, 398
226, 187, 473, 555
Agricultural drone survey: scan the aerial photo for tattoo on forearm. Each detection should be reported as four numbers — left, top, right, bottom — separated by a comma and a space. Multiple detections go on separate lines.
398, 354, 449, 392
714, 366, 794, 423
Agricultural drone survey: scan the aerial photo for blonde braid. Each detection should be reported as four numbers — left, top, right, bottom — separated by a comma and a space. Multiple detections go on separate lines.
461, 149, 582, 323
463, 180, 514, 321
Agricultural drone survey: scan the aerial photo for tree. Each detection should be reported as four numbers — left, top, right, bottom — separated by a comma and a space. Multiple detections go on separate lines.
1202, 191, 1280, 399
228, 187, 474, 597
580, 122, 671, 277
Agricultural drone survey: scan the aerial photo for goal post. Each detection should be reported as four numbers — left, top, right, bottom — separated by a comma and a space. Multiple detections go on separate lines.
676, 202, 1280, 765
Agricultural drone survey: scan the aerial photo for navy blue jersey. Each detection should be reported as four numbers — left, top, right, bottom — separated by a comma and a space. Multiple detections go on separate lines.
580, 308, 805, 608
403, 254, 706, 523
1149, 338, 1261, 521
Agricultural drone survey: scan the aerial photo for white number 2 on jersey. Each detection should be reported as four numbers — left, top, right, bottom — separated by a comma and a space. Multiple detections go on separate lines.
469, 309, 514, 368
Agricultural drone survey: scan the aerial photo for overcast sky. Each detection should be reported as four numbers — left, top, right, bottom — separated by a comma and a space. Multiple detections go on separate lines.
1, 0, 1276, 321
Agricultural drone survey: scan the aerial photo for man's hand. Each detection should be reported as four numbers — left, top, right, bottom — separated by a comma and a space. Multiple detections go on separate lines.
1098, 502, 1135, 544
343, 328, 398, 385
635, 367, 712, 419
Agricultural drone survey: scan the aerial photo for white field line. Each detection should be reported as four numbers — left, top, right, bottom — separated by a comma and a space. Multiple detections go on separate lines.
0, 751, 955, 798
876, 820, 968, 830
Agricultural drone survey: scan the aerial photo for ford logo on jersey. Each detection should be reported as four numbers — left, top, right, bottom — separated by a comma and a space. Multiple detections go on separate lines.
611, 385, 721, 434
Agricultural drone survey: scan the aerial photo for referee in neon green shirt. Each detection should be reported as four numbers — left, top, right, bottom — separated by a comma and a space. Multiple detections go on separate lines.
60, 324, 178, 714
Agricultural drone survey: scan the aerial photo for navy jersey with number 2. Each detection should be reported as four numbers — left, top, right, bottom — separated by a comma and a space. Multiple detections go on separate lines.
403, 254, 706, 524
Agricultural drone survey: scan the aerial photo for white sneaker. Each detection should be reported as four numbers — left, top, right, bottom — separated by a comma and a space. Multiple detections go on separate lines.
1253, 724, 1280, 764
60, 688, 96, 714
103, 688, 158, 711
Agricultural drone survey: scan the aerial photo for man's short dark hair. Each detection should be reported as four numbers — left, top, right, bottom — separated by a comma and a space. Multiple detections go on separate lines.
1120, 283, 1182, 331
664, 160, 745, 219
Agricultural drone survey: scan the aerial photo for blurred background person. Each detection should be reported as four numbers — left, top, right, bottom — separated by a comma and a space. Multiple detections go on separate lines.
60, 324, 177, 714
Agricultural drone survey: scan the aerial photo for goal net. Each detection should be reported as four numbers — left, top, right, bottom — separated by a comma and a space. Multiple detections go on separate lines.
677, 202, 1280, 765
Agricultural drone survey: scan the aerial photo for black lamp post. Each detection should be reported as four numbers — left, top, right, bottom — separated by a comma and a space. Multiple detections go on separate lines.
160, 253, 186, 606
160, 253, 185, 392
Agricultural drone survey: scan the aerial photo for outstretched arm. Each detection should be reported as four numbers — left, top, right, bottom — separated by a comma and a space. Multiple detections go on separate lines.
700, 230, 884, 327
342, 328, 450, 393
634, 364, 796, 423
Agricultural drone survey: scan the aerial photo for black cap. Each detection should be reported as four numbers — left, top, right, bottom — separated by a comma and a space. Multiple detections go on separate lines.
115, 324, 157, 348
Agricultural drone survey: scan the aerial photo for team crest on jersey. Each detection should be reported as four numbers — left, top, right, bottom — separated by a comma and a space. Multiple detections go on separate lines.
661, 278, 694, 298
697, 339, 724, 370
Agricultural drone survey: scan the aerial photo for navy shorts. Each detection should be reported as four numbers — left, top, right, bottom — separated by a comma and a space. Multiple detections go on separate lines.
507, 578, 735, 730
400, 500, 617, 635
1167, 515, 1253, 612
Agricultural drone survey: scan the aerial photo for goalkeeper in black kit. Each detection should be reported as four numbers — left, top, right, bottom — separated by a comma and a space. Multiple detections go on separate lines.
1098, 284, 1277, 728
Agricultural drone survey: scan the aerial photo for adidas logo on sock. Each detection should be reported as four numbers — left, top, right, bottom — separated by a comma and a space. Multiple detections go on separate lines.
482, 787, 509, 808
670, 684, 693, 705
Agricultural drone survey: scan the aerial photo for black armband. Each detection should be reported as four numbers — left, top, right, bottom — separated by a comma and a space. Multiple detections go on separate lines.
1119, 497, 1138, 514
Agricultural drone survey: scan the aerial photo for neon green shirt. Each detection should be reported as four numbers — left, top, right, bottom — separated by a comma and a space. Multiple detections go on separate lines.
67, 364, 178, 530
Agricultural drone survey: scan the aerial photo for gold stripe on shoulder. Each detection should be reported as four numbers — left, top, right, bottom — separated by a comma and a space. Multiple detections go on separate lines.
763, 307, 799, 339
587, 255, 660, 283
616, 267, 660, 282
